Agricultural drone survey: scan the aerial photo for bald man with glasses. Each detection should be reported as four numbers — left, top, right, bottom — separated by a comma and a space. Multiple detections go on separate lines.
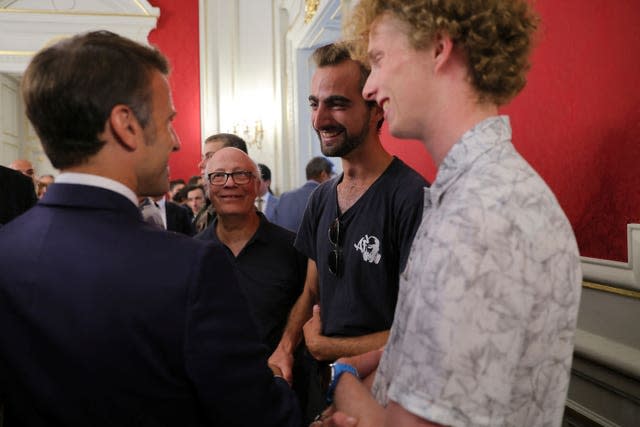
196, 147, 306, 353
195, 147, 311, 417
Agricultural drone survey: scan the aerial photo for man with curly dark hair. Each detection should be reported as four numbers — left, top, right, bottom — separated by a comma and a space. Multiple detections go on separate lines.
317, 1, 582, 426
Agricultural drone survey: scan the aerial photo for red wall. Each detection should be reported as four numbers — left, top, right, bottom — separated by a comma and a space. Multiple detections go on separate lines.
150, 0, 639, 261
147, 0, 200, 183
381, 0, 640, 262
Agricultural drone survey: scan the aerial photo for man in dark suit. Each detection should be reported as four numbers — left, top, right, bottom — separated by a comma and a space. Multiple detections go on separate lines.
272, 156, 333, 233
256, 163, 279, 221
0, 31, 299, 426
164, 197, 194, 235
0, 164, 37, 227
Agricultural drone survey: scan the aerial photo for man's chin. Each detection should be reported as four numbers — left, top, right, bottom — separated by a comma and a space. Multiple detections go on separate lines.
139, 184, 169, 198
321, 143, 345, 158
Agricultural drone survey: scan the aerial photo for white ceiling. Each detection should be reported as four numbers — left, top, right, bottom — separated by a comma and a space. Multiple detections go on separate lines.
1, 0, 154, 15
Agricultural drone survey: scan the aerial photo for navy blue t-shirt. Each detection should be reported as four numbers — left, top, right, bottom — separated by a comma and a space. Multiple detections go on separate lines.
295, 157, 427, 337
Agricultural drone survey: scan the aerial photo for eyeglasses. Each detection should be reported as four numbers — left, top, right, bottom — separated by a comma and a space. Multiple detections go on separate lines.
327, 217, 343, 277
207, 171, 256, 186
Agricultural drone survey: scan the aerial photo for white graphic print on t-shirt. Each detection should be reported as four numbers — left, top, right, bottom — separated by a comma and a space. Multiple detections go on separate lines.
354, 235, 382, 264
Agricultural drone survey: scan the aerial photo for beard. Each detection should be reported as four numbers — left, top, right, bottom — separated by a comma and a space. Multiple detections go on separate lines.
316, 114, 371, 158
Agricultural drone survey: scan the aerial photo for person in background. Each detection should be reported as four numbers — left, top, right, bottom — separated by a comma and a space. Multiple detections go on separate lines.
163, 194, 194, 235
0, 30, 300, 426
197, 147, 306, 351
187, 175, 202, 187
197, 147, 311, 411
256, 163, 279, 221
140, 192, 194, 236
168, 178, 185, 201
0, 164, 37, 227
193, 133, 249, 233
172, 184, 188, 206
319, 1, 582, 426
185, 184, 206, 218
36, 174, 55, 199
9, 159, 35, 183
272, 156, 334, 233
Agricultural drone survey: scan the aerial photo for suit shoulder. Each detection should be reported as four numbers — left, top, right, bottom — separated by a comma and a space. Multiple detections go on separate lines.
158, 228, 227, 265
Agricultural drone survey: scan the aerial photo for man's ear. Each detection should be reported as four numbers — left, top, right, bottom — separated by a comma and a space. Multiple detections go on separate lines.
108, 104, 143, 151
433, 32, 455, 73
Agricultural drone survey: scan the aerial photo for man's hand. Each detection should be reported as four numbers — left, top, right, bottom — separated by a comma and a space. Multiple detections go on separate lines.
268, 346, 294, 385
268, 362, 284, 378
303, 304, 329, 360
310, 406, 357, 427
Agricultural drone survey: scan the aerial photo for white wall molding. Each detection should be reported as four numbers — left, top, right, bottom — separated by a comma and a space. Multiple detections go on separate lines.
199, 0, 279, 187
0, 0, 159, 175
570, 224, 640, 425
576, 223, 640, 376
199, 0, 352, 191
280, 0, 344, 188
581, 224, 640, 292
0, 1, 159, 74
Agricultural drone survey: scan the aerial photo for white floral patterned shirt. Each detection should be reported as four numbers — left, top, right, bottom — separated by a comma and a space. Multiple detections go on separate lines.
372, 116, 582, 427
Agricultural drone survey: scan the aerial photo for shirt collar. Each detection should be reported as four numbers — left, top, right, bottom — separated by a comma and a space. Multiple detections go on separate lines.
428, 115, 512, 207
55, 172, 138, 207
211, 211, 267, 243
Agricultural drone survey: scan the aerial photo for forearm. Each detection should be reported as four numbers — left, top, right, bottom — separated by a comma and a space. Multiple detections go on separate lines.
309, 329, 389, 361
277, 287, 316, 353
333, 373, 384, 427
277, 259, 319, 353
333, 379, 444, 427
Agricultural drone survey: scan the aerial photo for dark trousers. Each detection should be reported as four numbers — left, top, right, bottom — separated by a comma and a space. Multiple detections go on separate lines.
292, 347, 327, 425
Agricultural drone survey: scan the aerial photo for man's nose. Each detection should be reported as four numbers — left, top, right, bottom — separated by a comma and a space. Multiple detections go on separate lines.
171, 126, 181, 151
313, 104, 331, 130
362, 74, 377, 102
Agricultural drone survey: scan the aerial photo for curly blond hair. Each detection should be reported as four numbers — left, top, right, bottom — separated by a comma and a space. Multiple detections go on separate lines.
344, 0, 539, 105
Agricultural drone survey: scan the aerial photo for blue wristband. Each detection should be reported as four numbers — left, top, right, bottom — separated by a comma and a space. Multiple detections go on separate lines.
326, 362, 359, 404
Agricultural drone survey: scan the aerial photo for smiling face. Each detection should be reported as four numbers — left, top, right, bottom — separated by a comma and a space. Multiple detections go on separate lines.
206, 147, 260, 219
309, 60, 378, 158
362, 13, 436, 142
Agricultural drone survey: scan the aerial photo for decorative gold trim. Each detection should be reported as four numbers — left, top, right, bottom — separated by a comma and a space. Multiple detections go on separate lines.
0, 8, 152, 18
304, 0, 319, 24
582, 281, 640, 300
132, 0, 150, 16
0, 50, 34, 56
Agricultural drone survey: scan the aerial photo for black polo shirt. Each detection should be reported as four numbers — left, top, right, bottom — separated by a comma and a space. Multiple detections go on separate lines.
196, 212, 307, 352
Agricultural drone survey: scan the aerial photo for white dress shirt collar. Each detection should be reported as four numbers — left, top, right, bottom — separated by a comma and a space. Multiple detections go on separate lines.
55, 172, 138, 207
